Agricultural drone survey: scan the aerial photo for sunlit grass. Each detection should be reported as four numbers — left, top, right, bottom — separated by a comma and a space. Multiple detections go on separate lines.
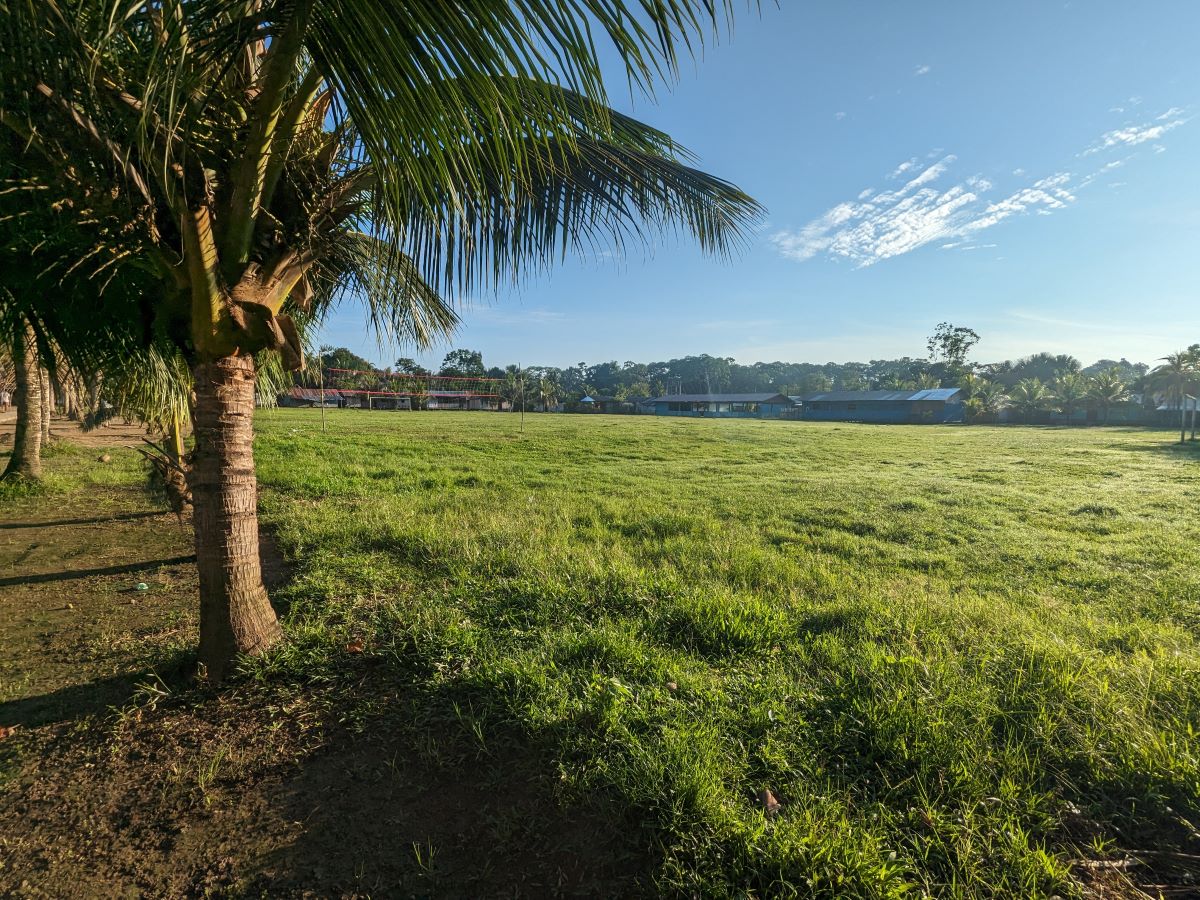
241, 411, 1200, 897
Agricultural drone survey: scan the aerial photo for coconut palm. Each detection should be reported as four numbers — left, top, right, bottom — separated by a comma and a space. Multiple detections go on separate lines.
965, 379, 1008, 423
1, 314, 43, 479
1010, 378, 1051, 425
1151, 351, 1197, 443
1052, 372, 1090, 423
537, 376, 560, 412
500, 365, 529, 412
1087, 368, 1130, 426
2, 1, 760, 678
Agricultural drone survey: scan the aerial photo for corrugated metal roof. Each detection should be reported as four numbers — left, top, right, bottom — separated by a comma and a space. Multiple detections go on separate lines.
909, 388, 963, 401
649, 393, 794, 404
801, 388, 962, 403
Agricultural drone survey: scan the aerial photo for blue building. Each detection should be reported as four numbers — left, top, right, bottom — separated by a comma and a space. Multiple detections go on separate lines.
649, 393, 795, 419
799, 388, 964, 423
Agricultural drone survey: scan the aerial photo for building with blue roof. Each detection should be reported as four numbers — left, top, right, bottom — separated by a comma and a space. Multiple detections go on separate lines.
798, 388, 964, 424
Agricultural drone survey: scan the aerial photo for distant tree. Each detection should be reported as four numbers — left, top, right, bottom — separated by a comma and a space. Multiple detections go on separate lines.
1052, 373, 1091, 422
1150, 351, 1198, 443
926, 322, 980, 377
1010, 378, 1051, 424
914, 372, 941, 389
322, 348, 376, 374
393, 357, 429, 376
1082, 358, 1148, 380
440, 349, 486, 378
965, 380, 1009, 423
793, 372, 833, 395
1087, 368, 1130, 426
500, 365, 530, 410
536, 376, 560, 411
999, 353, 1081, 388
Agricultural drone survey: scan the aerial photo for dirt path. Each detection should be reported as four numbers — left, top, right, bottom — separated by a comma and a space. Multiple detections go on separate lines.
0, 410, 164, 450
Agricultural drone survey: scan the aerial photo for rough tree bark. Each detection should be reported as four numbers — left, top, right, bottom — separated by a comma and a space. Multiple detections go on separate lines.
40, 367, 51, 444
3, 320, 43, 480
191, 353, 281, 680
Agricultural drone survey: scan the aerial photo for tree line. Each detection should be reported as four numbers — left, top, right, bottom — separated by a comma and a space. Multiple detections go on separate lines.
306, 327, 1197, 433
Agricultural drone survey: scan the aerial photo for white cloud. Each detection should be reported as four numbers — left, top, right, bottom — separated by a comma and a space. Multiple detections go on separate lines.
1083, 108, 1188, 154
770, 158, 1073, 267
835, 111, 846, 121
770, 108, 1188, 268
913, 64, 931, 76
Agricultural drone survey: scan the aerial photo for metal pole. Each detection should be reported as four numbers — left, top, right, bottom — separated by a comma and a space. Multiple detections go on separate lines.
519, 362, 524, 434
319, 361, 326, 433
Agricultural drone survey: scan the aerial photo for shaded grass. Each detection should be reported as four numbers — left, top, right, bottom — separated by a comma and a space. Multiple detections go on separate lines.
244, 412, 1200, 897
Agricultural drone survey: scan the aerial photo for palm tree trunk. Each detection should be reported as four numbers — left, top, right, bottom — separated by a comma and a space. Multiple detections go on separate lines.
40, 367, 52, 444
4, 320, 43, 480
191, 354, 281, 681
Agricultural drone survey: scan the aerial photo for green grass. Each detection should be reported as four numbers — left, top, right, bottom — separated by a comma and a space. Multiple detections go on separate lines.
242, 411, 1200, 897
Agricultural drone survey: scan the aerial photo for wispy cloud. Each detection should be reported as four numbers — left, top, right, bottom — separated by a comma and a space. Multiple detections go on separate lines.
913, 64, 931, 76
769, 160, 1071, 266
835, 111, 846, 121
770, 108, 1187, 268
1083, 108, 1188, 154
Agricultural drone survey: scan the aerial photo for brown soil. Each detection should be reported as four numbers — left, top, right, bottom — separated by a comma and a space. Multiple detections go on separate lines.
0, 460, 645, 898
0, 410, 163, 450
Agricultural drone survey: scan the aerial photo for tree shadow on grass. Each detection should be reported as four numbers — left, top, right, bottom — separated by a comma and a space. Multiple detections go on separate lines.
1102, 439, 1200, 457
0, 511, 164, 530
0, 655, 193, 729
0, 555, 197, 587
239, 694, 649, 899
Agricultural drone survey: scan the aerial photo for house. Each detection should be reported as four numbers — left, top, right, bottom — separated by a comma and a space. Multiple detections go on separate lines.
800, 388, 964, 424
649, 393, 795, 419
579, 394, 624, 413
278, 387, 340, 408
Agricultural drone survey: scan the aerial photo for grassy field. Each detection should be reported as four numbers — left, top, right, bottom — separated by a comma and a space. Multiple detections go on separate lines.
4, 412, 1199, 897
249, 411, 1200, 897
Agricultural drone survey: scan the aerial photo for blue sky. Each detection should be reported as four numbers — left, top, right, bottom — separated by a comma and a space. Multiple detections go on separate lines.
322, 1, 1200, 371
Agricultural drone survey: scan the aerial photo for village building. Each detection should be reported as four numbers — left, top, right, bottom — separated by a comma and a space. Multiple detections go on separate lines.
649, 393, 795, 418
799, 388, 964, 423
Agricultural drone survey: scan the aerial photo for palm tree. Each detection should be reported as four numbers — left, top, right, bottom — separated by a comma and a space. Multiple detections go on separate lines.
2, 1, 760, 679
1, 315, 43, 479
537, 376, 560, 412
501, 365, 528, 412
1052, 372, 1090, 424
1087, 368, 1130, 426
966, 380, 1008, 423
1151, 351, 1197, 443
1010, 378, 1051, 425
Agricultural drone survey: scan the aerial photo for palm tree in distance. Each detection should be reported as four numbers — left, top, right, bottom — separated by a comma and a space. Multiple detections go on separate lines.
1, 0, 761, 679
1087, 368, 1130, 426
1010, 378, 1051, 425
967, 380, 1009, 423
1151, 351, 1197, 443
1053, 372, 1090, 424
